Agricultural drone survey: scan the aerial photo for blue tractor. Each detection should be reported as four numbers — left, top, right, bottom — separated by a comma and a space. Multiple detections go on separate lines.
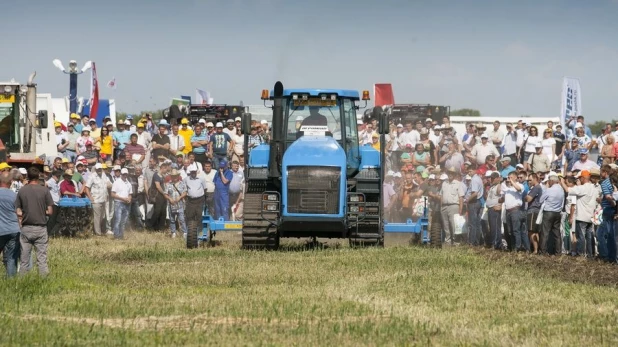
240, 81, 394, 249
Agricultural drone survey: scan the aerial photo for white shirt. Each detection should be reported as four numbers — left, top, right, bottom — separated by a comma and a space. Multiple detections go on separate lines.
233, 133, 244, 156
137, 131, 152, 149
500, 183, 523, 209
523, 135, 540, 153
568, 182, 598, 223
471, 143, 499, 165
55, 131, 67, 146
360, 130, 375, 145
429, 132, 441, 148
502, 131, 517, 155
571, 160, 599, 172
541, 137, 556, 162
516, 129, 527, 147
223, 127, 236, 138
398, 130, 419, 148
169, 134, 185, 152
111, 178, 133, 203
202, 169, 216, 193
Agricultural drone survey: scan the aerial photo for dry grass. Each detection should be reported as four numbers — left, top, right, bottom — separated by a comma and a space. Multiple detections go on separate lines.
1, 231, 618, 346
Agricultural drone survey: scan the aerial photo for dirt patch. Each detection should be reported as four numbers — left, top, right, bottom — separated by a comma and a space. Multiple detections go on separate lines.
474, 248, 618, 288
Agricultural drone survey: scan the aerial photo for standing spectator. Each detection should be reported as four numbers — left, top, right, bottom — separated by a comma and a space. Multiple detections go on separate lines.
464, 165, 484, 246
570, 124, 592, 150
213, 159, 233, 220
571, 149, 599, 172
151, 124, 171, 164
167, 169, 187, 238
84, 163, 111, 236
76, 128, 92, 156
209, 123, 234, 169
520, 125, 539, 163
136, 122, 152, 168
0, 173, 20, 277
178, 118, 194, 155
524, 173, 543, 254
469, 134, 499, 166
526, 143, 550, 174
95, 127, 113, 163
232, 128, 245, 163
168, 124, 186, 159
541, 129, 557, 163
502, 123, 518, 165
553, 124, 566, 168
148, 162, 170, 231
184, 163, 207, 247
64, 123, 79, 163
16, 167, 53, 276
540, 173, 565, 255
598, 165, 616, 262
247, 126, 264, 155
439, 142, 464, 174
111, 168, 132, 240
499, 157, 515, 178
228, 161, 244, 212
489, 120, 504, 153
502, 171, 528, 252
112, 121, 130, 161
128, 165, 145, 230
45, 170, 61, 236
485, 172, 503, 250
190, 125, 209, 165
124, 134, 146, 167
440, 168, 464, 246
560, 170, 597, 257
202, 161, 216, 214
600, 135, 616, 166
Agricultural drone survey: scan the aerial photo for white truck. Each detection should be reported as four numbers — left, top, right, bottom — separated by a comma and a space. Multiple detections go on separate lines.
0, 72, 57, 165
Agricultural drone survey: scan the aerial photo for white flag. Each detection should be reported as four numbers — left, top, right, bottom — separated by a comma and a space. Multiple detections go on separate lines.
107, 77, 116, 89
196, 89, 211, 105
560, 77, 582, 130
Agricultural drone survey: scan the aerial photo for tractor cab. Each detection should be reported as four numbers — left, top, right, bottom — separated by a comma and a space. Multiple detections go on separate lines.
261, 88, 370, 177
0, 82, 22, 154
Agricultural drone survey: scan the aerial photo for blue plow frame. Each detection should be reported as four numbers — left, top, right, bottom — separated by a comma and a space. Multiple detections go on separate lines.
383, 217, 430, 243
198, 215, 242, 243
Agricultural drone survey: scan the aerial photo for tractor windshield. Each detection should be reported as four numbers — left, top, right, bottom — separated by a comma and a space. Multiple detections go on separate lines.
0, 102, 17, 151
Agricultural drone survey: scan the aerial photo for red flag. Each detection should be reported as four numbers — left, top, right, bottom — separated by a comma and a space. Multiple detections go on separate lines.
90, 62, 99, 120
374, 83, 394, 107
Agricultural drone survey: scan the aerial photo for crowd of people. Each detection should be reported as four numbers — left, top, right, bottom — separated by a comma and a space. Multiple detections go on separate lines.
3, 111, 618, 278
1, 114, 272, 277
374, 115, 618, 262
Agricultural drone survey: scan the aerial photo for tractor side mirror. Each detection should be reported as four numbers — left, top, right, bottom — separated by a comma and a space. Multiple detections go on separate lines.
242, 112, 252, 134
378, 112, 389, 135
37, 110, 48, 128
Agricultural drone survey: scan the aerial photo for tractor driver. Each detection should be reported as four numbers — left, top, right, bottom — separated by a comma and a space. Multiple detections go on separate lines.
300, 107, 328, 127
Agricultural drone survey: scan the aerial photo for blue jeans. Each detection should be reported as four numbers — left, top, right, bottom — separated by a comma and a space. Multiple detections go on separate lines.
488, 208, 502, 250
574, 221, 593, 257
598, 210, 616, 262
113, 201, 130, 239
467, 200, 482, 246
507, 209, 529, 251
215, 190, 230, 221
65, 150, 77, 163
169, 208, 187, 235
0, 233, 19, 277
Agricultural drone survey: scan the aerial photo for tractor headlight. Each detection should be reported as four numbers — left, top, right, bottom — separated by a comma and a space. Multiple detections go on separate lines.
350, 206, 360, 213
349, 195, 363, 202
263, 194, 278, 201
263, 203, 279, 212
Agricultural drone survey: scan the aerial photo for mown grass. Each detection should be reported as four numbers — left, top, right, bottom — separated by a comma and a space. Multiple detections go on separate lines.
1, 232, 618, 346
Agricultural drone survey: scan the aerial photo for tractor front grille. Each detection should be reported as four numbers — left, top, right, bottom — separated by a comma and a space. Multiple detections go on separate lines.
287, 166, 341, 214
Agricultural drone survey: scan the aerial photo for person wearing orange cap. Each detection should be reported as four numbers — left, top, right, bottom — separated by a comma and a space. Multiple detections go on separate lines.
560, 170, 597, 257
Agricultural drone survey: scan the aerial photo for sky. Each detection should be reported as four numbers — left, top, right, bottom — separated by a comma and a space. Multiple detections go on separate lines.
2, 0, 618, 120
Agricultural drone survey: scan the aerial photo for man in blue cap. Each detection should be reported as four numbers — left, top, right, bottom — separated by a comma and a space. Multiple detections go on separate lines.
213, 159, 233, 220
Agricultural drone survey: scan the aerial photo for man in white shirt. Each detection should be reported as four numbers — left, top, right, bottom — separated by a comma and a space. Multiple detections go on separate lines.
502, 123, 518, 165
201, 161, 216, 215
469, 134, 499, 165
561, 170, 597, 257
223, 119, 236, 137
398, 122, 419, 149
111, 168, 133, 240
489, 120, 505, 152
168, 124, 186, 157
84, 163, 112, 236
359, 122, 375, 145
501, 171, 528, 252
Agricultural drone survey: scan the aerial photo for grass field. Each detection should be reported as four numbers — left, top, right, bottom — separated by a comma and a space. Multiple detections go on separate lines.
1, 232, 618, 346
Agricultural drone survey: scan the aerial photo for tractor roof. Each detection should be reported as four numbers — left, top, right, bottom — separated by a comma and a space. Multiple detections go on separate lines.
273, 89, 360, 99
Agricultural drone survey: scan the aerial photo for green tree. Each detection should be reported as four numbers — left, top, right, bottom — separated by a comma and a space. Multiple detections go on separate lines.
451, 109, 481, 117
588, 120, 618, 135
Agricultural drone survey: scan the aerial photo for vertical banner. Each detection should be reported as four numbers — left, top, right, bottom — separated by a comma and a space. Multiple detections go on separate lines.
196, 89, 212, 105
560, 77, 582, 133
374, 83, 395, 107
90, 62, 100, 120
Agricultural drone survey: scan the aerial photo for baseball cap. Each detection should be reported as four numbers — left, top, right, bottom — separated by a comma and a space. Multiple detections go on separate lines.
428, 174, 435, 180
215, 122, 223, 128
106, 121, 113, 126
124, 120, 131, 126
137, 122, 145, 128
579, 149, 589, 155
70, 113, 80, 119
159, 119, 169, 126
120, 168, 129, 174
235, 117, 242, 122
63, 169, 74, 176
465, 174, 472, 180
516, 164, 524, 169
89, 119, 96, 124
206, 122, 214, 127
433, 125, 441, 130
575, 170, 590, 178
357, 120, 363, 125
227, 119, 234, 123
386, 170, 394, 176
590, 168, 601, 176
484, 171, 493, 177
260, 120, 268, 124
126, 115, 133, 120
397, 124, 404, 128
61, 158, 69, 163
439, 174, 448, 180
219, 159, 228, 167
574, 123, 583, 129
94, 163, 103, 169
425, 118, 432, 123
181, 118, 189, 125
85, 140, 93, 146
54, 121, 62, 128
188, 163, 199, 172
480, 133, 488, 139
0, 163, 11, 170
113, 165, 121, 171
18, 167, 27, 175
198, 119, 206, 124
